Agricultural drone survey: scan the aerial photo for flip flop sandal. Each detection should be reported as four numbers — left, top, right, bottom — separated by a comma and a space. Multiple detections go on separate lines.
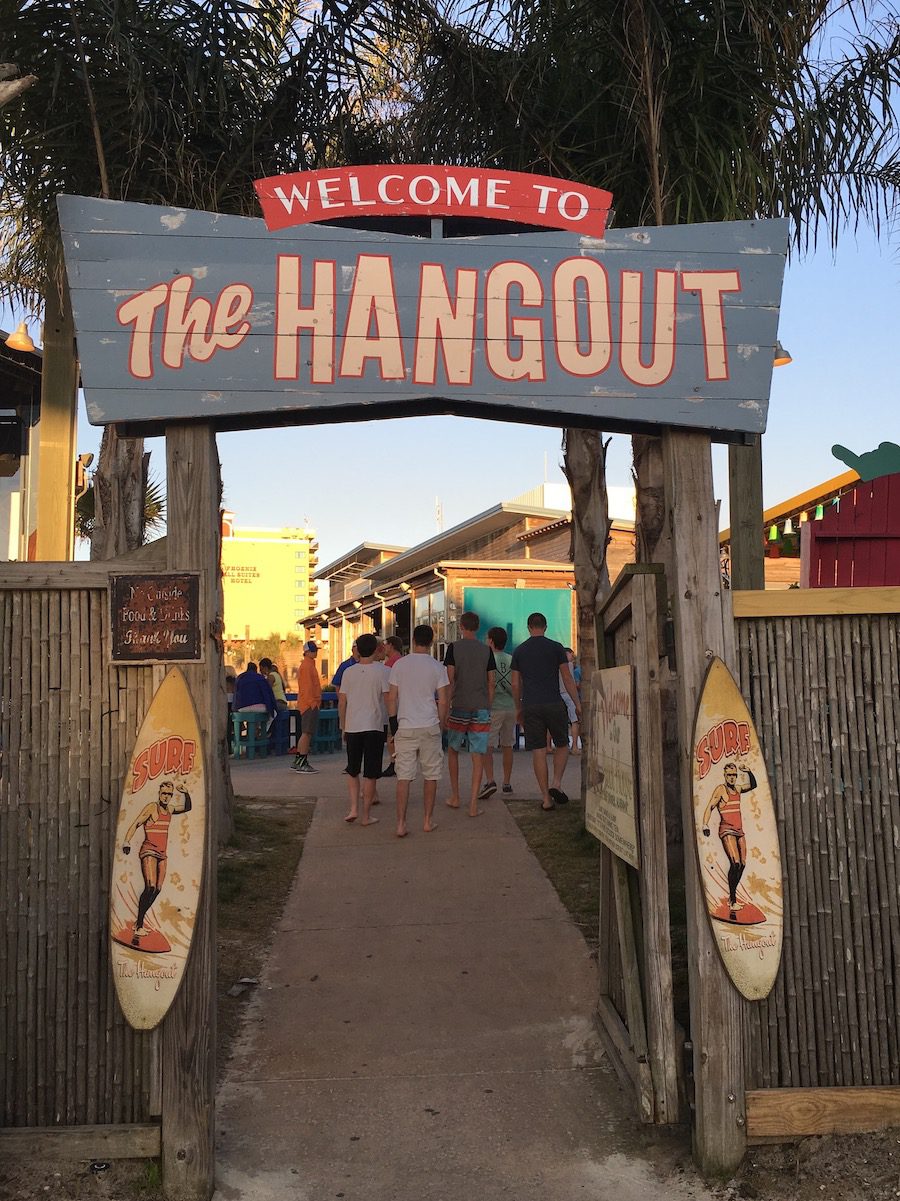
548, 788, 569, 805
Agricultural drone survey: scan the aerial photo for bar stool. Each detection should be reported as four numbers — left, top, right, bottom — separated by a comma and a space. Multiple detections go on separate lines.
231, 711, 270, 759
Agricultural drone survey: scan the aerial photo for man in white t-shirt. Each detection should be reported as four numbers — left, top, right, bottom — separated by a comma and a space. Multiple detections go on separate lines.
386, 624, 451, 838
337, 633, 391, 826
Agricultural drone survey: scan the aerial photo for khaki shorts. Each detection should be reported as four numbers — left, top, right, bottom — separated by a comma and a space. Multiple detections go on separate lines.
490, 709, 516, 748
299, 707, 320, 736
394, 726, 443, 782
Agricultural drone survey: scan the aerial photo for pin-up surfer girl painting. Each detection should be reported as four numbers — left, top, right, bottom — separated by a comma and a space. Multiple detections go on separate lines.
117, 778, 192, 951
701, 761, 765, 925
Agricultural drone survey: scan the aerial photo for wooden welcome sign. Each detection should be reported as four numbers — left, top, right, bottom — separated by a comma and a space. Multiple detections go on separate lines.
110, 668, 206, 1030
691, 657, 783, 1000
57, 184, 788, 440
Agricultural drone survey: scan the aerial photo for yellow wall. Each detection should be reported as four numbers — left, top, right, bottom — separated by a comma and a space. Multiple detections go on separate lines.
222, 526, 318, 640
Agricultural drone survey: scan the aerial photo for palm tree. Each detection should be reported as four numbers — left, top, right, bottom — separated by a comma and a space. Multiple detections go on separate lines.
0, 0, 380, 558
380, 0, 900, 660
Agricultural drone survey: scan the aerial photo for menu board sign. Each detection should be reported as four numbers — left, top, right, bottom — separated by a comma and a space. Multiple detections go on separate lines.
585, 665, 640, 868
110, 573, 202, 663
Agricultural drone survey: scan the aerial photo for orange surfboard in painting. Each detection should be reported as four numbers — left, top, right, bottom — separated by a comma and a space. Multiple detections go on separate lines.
691, 657, 783, 1001
110, 667, 206, 1030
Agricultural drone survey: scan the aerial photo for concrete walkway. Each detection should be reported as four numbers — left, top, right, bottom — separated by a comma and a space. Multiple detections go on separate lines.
215, 748, 715, 1201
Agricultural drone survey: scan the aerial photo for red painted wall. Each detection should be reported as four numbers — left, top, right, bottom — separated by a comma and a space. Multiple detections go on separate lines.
805, 472, 900, 587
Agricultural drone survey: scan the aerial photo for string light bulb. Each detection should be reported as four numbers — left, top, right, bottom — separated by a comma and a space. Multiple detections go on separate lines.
799, 511, 808, 524
784, 518, 794, 535
768, 524, 779, 542
815, 504, 824, 520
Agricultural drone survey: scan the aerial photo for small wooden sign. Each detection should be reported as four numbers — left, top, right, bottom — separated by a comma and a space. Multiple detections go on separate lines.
110, 668, 206, 1030
691, 657, 783, 1000
585, 665, 640, 868
110, 573, 201, 662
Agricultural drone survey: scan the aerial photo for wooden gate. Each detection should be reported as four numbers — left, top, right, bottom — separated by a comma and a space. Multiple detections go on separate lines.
733, 587, 900, 1138
2, 425, 226, 1198
594, 565, 681, 1125
0, 557, 162, 1153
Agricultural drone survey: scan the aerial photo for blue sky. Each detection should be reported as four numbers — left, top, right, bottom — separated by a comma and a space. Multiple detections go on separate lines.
5, 223, 897, 568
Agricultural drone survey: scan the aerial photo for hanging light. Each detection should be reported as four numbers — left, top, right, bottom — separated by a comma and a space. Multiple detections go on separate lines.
768, 524, 779, 541
784, 518, 794, 534
815, 504, 824, 520
5, 322, 36, 353
799, 511, 809, 524
774, 340, 792, 367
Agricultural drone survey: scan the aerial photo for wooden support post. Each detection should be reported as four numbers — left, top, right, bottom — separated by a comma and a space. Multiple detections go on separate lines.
727, 441, 765, 591
34, 281, 79, 561
161, 423, 224, 1200
663, 429, 746, 1177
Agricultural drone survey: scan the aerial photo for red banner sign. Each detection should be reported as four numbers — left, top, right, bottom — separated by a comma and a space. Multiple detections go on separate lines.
255, 165, 612, 238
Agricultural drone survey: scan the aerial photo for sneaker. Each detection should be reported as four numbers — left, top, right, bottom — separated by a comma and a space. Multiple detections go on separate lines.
290, 758, 302, 771
477, 781, 498, 800
296, 762, 319, 774
501, 784, 513, 794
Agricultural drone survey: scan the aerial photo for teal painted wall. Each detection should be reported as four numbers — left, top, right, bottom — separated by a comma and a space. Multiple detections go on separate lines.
461, 587, 572, 651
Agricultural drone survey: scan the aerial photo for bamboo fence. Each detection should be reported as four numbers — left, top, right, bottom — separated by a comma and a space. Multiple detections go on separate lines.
0, 579, 156, 1128
736, 611, 900, 1088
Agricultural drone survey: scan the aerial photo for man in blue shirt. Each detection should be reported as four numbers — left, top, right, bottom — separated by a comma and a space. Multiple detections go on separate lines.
331, 642, 359, 691
233, 662, 276, 717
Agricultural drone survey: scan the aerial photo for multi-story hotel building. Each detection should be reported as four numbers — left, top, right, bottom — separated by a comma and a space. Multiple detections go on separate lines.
221, 511, 319, 642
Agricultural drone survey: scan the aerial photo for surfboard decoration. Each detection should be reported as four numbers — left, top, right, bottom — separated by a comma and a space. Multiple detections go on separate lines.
691, 657, 783, 1001
110, 667, 206, 1029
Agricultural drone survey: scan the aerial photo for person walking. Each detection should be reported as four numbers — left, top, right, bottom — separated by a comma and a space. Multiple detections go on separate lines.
510, 613, 581, 811
481, 626, 516, 797
292, 641, 322, 774
443, 611, 495, 817
337, 633, 391, 826
386, 624, 450, 837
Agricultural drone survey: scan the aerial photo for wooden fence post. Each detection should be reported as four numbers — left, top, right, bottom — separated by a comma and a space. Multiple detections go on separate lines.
161, 423, 224, 1200
663, 428, 746, 1177
728, 442, 765, 591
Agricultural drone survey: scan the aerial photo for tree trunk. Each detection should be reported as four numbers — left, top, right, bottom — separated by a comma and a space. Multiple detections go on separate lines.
89, 425, 147, 559
562, 427, 612, 795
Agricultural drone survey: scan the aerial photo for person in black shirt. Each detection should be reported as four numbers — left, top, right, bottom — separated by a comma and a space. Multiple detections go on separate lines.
510, 613, 581, 811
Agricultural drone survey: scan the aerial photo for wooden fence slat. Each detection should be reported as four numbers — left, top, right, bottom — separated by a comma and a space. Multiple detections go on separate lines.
736, 606, 900, 1095
747, 1086, 900, 1139
0, 1123, 161, 1159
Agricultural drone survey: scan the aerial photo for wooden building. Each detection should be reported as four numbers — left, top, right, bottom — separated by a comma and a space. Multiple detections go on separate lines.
303, 490, 638, 673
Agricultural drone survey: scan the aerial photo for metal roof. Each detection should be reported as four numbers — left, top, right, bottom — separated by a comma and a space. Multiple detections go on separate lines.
313, 542, 407, 582
365, 503, 569, 583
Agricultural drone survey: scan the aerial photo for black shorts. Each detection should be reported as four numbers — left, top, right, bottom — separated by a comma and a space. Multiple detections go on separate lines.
345, 729, 386, 778
521, 702, 570, 750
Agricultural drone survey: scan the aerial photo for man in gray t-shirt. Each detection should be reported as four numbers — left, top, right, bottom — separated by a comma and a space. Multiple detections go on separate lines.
511, 611, 581, 811
442, 611, 495, 816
